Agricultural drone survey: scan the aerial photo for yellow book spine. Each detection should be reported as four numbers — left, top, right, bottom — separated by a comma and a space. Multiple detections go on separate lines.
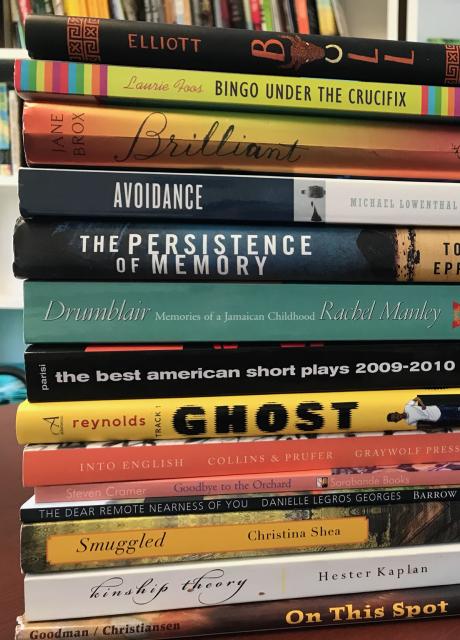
88, 0, 99, 15
21, 513, 368, 572
15, 388, 460, 444
106, 68, 425, 116
100, 0, 111, 17
317, 0, 337, 35
17, 61, 454, 119
76, 0, 88, 15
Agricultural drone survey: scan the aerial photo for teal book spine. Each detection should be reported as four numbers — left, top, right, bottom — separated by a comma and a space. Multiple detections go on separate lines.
24, 282, 460, 343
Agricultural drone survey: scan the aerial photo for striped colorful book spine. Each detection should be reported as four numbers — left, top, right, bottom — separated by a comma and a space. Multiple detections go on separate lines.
421, 83, 460, 116
16, 59, 108, 97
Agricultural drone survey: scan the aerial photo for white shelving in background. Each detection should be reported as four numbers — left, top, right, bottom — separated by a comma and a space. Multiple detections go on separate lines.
0, 176, 22, 310
0, 48, 24, 312
406, 0, 460, 42
0, 174, 17, 187
338, 0, 395, 40
330, 0, 460, 42
0, 48, 28, 60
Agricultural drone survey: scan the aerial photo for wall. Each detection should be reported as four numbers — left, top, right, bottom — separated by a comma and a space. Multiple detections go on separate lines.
0, 309, 24, 366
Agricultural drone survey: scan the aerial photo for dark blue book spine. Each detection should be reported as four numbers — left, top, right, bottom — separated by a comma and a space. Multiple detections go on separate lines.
14, 218, 400, 282
19, 168, 306, 221
20, 488, 460, 523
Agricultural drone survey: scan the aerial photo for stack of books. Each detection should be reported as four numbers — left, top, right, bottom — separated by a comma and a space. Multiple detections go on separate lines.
12, 15, 460, 639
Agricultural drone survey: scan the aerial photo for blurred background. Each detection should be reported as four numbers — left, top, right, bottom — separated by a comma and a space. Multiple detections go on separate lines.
0, 0, 459, 402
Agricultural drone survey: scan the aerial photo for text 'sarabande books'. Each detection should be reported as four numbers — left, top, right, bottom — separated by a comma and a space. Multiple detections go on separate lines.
24, 341, 460, 403
22, 544, 460, 620
16, 584, 460, 636
15, 59, 460, 121
24, 15, 460, 86
18, 168, 460, 226
15, 388, 460, 444
14, 220, 460, 283
22, 102, 460, 180
33, 464, 460, 503
19, 501, 460, 573
22, 282, 460, 343
22, 431, 460, 486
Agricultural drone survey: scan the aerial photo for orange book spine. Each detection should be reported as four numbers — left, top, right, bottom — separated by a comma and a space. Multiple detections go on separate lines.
22, 102, 460, 180
22, 430, 460, 487
295, 0, 310, 33
182, 0, 192, 23
163, 0, 176, 22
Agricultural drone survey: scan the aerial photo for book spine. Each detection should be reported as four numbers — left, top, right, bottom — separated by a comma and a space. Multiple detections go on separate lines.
32, 465, 460, 503
16, 387, 460, 444
249, 0, 261, 29
17, 168, 460, 226
212, 0, 222, 26
121, 0, 137, 18
17, 0, 31, 22
183, 0, 192, 23
199, 0, 215, 25
20, 500, 460, 572
226, 0, 246, 27
219, 0, 230, 25
110, 0, 125, 19
15, 220, 460, 284
20, 511, 368, 572
21, 430, 460, 487
23, 16, 460, 86
21, 102, 460, 180
2, 0, 13, 47
306, 0, 319, 33
0, 84, 10, 155
20, 487, 460, 522
22, 542, 460, 620
281, 0, 295, 32
189, 0, 199, 24
152, 0, 165, 21
260, 0, 272, 29
241, 0, 252, 28
270, 0, 283, 30
295, 0, 310, 33
173, 0, 185, 23
22, 281, 460, 343
15, 583, 460, 637
24, 341, 460, 403
143, 0, 152, 20
317, 0, 336, 35
163, 0, 175, 23
8, 91, 21, 173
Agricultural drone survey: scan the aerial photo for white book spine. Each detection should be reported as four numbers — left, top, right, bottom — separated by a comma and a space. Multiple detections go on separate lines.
24, 543, 460, 621
293, 176, 460, 226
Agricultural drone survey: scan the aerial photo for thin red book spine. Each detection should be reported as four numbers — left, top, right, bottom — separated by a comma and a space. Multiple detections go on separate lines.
17, 0, 32, 23
249, 0, 262, 29
34, 463, 460, 502
295, 0, 310, 33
